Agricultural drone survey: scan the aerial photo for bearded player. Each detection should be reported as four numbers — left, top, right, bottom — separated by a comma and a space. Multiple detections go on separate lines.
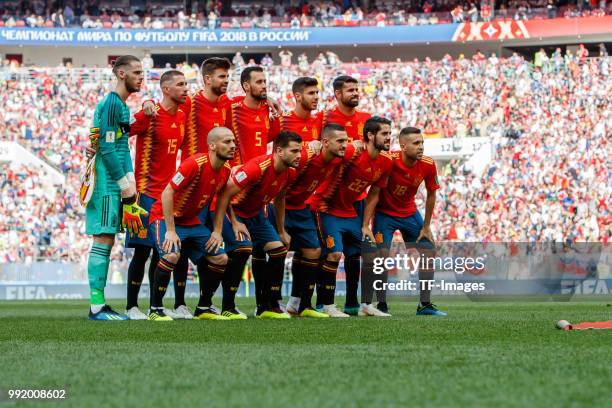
321, 75, 372, 315
85, 55, 147, 320
213, 131, 302, 318
123, 70, 188, 320
272, 124, 364, 317
364, 127, 446, 316
147, 127, 235, 321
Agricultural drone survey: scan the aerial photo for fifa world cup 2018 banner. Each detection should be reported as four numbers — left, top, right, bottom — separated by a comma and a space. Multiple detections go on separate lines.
0, 25, 456, 47
0, 16, 609, 47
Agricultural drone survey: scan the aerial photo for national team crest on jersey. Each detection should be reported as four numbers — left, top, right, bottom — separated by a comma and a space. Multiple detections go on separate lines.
326, 235, 335, 249
375, 231, 383, 244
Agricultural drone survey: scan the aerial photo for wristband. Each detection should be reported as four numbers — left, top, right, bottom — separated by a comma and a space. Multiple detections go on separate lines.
126, 172, 135, 183
117, 176, 130, 191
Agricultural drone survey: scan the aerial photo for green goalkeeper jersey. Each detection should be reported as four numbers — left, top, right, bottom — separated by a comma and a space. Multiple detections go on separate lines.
93, 91, 133, 196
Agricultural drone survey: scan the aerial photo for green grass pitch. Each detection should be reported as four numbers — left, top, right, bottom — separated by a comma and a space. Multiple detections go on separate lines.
1, 297, 611, 407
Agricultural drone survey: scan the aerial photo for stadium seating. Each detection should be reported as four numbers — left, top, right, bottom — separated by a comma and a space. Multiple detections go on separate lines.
0, 52, 609, 263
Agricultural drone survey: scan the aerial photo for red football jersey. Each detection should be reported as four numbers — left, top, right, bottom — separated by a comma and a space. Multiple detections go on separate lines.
321, 107, 371, 142
226, 101, 281, 166
376, 154, 440, 217
310, 149, 392, 217
279, 110, 323, 147
231, 154, 296, 218
180, 92, 232, 158
285, 144, 355, 210
131, 103, 186, 199
149, 153, 232, 226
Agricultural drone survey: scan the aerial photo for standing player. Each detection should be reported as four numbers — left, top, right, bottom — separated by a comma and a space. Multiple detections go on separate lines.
321, 75, 372, 315
212, 131, 302, 318
123, 70, 188, 320
279, 77, 323, 146
275, 76, 322, 313
309, 116, 393, 317
364, 127, 446, 316
225, 65, 282, 311
226, 65, 281, 165
85, 55, 146, 320
322, 75, 371, 143
142, 58, 234, 314
147, 127, 235, 321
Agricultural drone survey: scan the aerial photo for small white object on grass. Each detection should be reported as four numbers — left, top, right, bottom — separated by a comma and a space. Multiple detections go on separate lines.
556, 320, 571, 330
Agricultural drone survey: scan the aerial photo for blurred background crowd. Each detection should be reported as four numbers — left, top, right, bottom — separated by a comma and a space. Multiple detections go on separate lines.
0, 45, 609, 264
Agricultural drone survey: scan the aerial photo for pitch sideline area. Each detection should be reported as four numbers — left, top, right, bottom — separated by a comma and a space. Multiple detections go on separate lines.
1, 298, 610, 406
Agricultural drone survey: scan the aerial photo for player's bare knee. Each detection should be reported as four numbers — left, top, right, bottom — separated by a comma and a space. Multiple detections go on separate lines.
327, 252, 342, 262
164, 253, 180, 264
302, 247, 321, 259
208, 253, 228, 266
94, 234, 115, 246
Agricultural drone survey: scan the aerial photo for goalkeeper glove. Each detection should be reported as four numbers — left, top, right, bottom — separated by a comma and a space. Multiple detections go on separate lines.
121, 195, 149, 236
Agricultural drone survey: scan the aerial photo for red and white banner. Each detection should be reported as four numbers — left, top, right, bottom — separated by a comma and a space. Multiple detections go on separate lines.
453, 15, 612, 42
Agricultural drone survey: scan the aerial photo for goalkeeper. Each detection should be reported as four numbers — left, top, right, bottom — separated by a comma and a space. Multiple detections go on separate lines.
84, 55, 146, 321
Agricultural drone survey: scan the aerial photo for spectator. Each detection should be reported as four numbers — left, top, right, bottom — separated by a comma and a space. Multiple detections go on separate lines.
290, 15, 301, 28
207, 10, 217, 29
279, 50, 293, 68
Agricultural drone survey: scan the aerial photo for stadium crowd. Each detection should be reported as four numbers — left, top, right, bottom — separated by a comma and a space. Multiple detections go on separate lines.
0, 0, 608, 29
0, 48, 610, 263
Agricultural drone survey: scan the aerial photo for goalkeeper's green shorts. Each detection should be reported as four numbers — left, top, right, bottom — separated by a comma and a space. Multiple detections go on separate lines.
86, 194, 122, 235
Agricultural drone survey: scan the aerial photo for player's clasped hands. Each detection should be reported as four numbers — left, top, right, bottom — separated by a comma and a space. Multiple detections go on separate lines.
362, 226, 376, 247
163, 230, 181, 254
205, 231, 224, 253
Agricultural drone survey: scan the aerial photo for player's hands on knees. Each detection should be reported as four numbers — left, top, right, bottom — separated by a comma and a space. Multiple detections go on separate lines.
308, 140, 322, 154
205, 230, 224, 253
163, 230, 181, 254
143, 100, 157, 117
279, 230, 291, 248
362, 226, 376, 247
232, 221, 250, 241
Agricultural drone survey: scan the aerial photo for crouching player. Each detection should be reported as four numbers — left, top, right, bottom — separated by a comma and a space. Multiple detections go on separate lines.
147, 127, 235, 321
213, 131, 302, 318
363, 127, 446, 316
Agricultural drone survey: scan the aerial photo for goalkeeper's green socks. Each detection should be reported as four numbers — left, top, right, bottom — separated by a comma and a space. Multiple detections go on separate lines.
88, 242, 112, 312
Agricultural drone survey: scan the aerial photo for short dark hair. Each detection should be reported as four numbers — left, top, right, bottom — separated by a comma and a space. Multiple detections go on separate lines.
363, 116, 392, 143
273, 131, 302, 149
111, 55, 140, 76
240, 66, 264, 90
399, 127, 422, 138
160, 69, 184, 86
332, 75, 358, 92
292, 77, 318, 94
201, 57, 231, 76
322, 123, 346, 139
